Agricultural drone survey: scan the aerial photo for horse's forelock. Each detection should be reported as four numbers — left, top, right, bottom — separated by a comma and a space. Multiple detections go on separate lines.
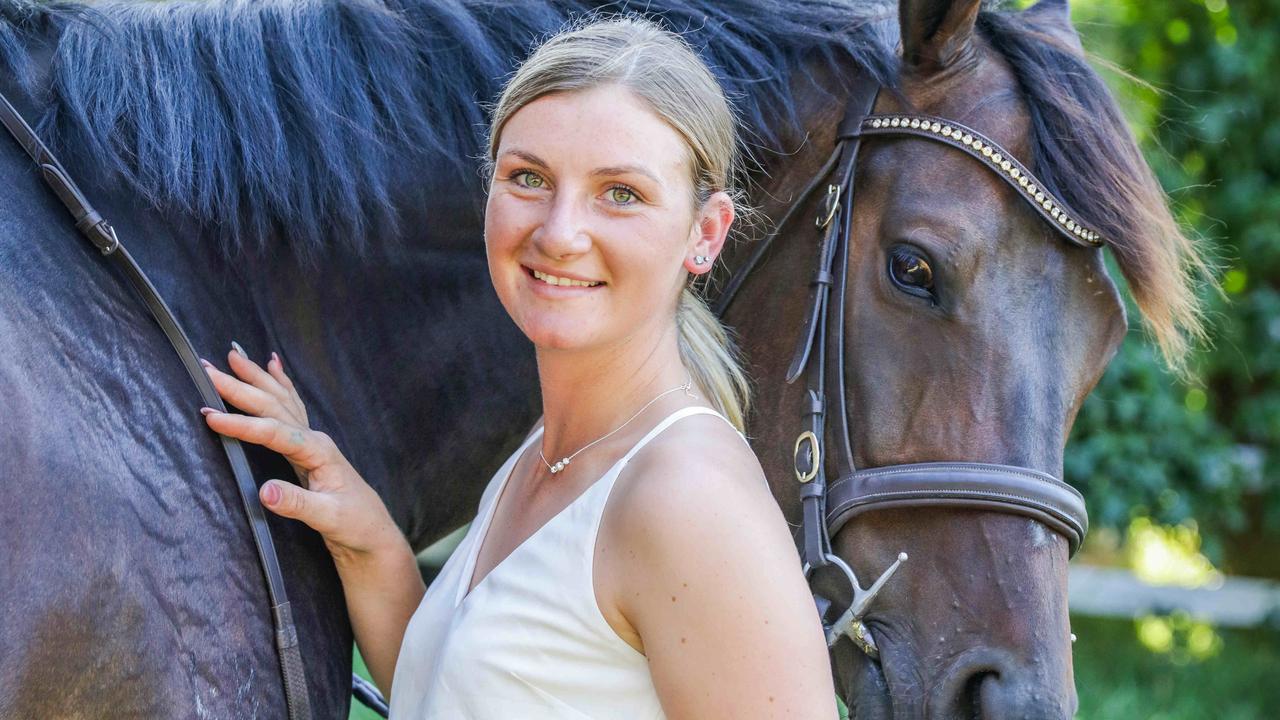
977, 8, 1213, 375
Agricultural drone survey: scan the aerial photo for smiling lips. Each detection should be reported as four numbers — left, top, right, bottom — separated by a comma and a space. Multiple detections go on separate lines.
529, 267, 603, 288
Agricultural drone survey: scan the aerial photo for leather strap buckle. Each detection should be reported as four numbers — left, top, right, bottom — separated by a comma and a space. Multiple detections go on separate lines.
794, 430, 821, 483
93, 223, 120, 256
816, 184, 841, 229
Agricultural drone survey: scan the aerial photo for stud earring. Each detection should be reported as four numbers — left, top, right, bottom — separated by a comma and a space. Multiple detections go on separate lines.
693, 255, 708, 266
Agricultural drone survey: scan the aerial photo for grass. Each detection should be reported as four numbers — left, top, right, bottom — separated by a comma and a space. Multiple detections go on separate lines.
1072, 615, 1280, 719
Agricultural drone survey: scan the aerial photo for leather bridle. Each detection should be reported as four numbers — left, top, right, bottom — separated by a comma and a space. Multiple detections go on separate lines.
713, 77, 1095, 658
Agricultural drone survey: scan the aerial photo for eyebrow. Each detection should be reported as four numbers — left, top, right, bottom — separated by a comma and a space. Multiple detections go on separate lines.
500, 149, 550, 169
498, 149, 662, 185
590, 164, 661, 185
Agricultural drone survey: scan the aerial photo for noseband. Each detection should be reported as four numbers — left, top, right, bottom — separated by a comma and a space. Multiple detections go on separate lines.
713, 78, 1094, 658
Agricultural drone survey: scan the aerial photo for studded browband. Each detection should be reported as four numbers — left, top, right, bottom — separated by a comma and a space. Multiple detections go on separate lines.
848, 114, 1105, 248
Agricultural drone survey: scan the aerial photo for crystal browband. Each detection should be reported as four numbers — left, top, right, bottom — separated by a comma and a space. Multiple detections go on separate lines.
857, 114, 1106, 248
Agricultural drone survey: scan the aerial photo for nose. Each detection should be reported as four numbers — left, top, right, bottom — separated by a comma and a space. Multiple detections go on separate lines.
927, 648, 1076, 720
532, 193, 592, 260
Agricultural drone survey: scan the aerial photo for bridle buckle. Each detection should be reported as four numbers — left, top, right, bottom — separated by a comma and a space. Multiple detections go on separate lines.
793, 430, 820, 483
816, 184, 841, 229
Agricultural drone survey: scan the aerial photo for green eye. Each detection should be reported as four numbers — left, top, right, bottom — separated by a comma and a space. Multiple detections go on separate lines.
609, 186, 635, 204
515, 171, 544, 188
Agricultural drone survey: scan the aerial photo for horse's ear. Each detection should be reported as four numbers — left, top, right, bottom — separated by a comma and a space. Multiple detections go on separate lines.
1024, 0, 1085, 54
899, 0, 982, 73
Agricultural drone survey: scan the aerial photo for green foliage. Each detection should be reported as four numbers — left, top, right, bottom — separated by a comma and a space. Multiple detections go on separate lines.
1061, 0, 1279, 567
1072, 615, 1280, 719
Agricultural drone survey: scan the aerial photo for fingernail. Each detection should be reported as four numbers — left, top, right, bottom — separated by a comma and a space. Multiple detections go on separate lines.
262, 482, 281, 506
271, 351, 280, 367
200, 407, 217, 416
199, 358, 213, 369
231, 340, 247, 359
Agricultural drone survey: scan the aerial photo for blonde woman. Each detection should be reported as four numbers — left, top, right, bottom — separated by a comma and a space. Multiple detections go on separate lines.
200, 17, 836, 719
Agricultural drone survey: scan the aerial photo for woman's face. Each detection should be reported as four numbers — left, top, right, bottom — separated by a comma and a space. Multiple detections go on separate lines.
485, 83, 730, 353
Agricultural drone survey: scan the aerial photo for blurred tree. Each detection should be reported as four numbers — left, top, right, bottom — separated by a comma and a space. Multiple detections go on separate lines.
1056, 0, 1279, 574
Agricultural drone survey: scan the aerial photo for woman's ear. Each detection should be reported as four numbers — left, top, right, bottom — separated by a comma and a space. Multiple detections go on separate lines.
684, 191, 734, 275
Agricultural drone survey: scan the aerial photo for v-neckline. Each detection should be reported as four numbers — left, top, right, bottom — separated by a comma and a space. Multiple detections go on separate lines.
456, 406, 722, 608
457, 425, 606, 607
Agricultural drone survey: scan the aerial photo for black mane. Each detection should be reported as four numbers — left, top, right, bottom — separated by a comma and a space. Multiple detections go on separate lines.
0, 0, 899, 256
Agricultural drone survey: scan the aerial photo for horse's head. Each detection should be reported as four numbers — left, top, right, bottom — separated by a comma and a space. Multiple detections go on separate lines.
730, 0, 1207, 716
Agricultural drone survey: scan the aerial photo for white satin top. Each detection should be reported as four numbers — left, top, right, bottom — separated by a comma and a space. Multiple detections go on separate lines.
389, 406, 737, 719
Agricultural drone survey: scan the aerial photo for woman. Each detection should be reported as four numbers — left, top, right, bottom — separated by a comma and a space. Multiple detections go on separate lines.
199, 17, 836, 719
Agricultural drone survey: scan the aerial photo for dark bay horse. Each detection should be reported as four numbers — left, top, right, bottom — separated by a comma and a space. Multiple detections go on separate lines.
728, 1, 1209, 716
0, 0, 1205, 718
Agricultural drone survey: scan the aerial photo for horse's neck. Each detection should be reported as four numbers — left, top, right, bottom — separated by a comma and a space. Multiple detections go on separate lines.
227, 235, 541, 549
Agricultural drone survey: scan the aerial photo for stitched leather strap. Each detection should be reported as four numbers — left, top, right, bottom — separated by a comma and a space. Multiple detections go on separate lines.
792, 75, 882, 571
827, 462, 1089, 555
0, 90, 316, 720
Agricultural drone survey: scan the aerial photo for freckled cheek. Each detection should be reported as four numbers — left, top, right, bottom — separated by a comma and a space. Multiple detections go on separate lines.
484, 198, 539, 273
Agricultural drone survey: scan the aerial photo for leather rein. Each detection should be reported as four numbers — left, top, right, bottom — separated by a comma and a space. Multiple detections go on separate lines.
713, 78, 1095, 658
0, 92, 332, 718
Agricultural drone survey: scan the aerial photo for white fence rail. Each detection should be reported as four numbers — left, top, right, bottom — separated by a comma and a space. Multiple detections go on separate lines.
1068, 565, 1280, 628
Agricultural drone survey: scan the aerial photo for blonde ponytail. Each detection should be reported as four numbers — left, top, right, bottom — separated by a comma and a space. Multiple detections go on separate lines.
676, 288, 750, 431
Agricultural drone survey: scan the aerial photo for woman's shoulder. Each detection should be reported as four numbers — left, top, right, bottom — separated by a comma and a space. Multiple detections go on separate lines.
600, 407, 824, 691
607, 408, 786, 563
622, 408, 766, 499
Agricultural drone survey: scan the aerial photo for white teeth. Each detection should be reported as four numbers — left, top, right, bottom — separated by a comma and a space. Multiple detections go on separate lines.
531, 269, 601, 288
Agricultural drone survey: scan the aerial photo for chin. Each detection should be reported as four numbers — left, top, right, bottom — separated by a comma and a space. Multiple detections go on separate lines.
521, 319, 601, 352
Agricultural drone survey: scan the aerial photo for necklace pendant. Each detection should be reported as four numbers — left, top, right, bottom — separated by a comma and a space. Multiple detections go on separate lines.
539, 375, 692, 477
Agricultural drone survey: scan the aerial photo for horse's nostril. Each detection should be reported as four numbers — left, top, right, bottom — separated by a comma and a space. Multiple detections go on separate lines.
973, 672, 1072, 720
929, 650, 1073, 720
962, 672, 990, 720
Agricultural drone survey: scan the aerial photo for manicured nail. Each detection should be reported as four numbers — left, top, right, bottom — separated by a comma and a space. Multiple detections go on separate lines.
200, 407, 217, 416
270, 351, 280, 367
199, 358, 213, 369
262, 481, 281, 506
231, 340, 247, 359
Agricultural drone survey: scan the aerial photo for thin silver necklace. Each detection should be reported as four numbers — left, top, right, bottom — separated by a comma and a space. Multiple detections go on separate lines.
539, 375, 696, 475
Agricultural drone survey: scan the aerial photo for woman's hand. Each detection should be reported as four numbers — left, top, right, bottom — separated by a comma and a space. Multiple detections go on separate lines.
199, 343, 404, 568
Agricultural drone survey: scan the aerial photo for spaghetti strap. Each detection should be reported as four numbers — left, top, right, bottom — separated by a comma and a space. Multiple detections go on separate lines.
616, 405, 746, 465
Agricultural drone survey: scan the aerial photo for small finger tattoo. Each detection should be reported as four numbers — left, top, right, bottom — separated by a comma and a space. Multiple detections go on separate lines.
290, 429, 306, 446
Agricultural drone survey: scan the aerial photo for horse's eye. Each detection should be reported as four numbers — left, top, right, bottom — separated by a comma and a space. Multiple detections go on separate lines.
888, 247, 935, 298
